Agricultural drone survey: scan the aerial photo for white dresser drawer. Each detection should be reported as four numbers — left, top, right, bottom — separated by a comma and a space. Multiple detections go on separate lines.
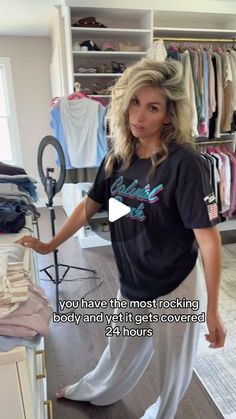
0, 362, 25, 419
0, 347, 34, 419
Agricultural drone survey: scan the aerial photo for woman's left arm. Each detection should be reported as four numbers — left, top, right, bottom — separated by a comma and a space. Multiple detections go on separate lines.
193, 226, 227, 348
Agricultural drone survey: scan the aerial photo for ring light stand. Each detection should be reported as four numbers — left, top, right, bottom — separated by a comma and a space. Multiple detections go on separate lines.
37, 136, 96, 313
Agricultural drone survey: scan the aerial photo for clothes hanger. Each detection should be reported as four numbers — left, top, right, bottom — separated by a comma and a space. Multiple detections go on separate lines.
51, 92, 87, 107
67, 82, 88, 100
51, 96, 60, 107
67, 91, 87, 100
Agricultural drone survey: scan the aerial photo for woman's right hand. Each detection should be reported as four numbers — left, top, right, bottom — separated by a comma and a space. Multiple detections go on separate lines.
15, 236, 52, 255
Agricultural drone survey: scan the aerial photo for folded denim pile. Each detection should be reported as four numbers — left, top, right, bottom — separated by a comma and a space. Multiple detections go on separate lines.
0, 161, 40, 234
0, 333, 42, 352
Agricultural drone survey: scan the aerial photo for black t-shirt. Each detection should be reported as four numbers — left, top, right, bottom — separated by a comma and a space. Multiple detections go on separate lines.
88, 143, 219, 301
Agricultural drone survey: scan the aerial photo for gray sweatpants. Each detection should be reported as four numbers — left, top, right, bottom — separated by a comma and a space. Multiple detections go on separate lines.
64, 260, 205, 419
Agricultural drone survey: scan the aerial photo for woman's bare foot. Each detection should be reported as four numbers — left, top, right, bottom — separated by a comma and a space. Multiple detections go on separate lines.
56, 385, 70, 399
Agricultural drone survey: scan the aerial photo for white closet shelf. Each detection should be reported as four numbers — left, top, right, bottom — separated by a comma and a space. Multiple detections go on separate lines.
72, 51, 146, 56
70, 6, 149, 20
74, 73, 121, 77
71, 27, 151, 34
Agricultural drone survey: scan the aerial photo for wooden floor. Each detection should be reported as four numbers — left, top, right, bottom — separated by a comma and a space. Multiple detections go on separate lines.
36, 207, 234, 419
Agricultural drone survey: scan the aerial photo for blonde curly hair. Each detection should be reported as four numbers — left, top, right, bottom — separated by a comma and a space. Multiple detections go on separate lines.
105, 58, 194, 177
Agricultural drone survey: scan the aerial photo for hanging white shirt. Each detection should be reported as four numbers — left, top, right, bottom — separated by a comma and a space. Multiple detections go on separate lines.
181, 50, 198, 137
146, 39, 167, 62
60, 97, 99, 168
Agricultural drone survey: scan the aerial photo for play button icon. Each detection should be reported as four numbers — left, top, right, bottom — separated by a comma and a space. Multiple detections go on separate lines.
108, 198, 131, 222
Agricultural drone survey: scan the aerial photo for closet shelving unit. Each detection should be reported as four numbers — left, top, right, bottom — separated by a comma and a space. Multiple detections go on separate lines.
63, 7, 152, 95
152, 11, 236, 49
152, 9, 236, 35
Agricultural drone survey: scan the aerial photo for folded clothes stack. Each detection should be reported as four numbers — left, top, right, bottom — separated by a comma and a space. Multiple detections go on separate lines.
118, 42, 141, 51
0, 243, 25, 262
0, 253, 53, 343
0, 282, 53, 339
102, 42, 117, 51
0, 161, 38, 202
0, 182, 40, 234
0, 254, 30, 318
0, 161, 40, 234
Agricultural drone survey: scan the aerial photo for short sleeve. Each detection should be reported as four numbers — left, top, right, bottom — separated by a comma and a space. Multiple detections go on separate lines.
87, 157, 109, 206
175, 153, 219, 228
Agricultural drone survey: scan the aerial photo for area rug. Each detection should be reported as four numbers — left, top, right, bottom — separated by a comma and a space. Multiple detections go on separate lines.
195, 244, 236, 419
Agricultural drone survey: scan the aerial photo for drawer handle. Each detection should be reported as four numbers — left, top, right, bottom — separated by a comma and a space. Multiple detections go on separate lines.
44, 400, 53, 419
36, 349, 46, 379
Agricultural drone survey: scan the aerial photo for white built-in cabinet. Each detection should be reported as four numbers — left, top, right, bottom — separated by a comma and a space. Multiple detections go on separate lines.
55, 5, 236, 247
60, 6, 236, 96
62, 6, 152, 95
0, 224, 51, 419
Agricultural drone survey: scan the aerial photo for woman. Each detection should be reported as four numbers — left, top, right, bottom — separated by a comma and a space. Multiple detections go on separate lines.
17, 59, 226, 419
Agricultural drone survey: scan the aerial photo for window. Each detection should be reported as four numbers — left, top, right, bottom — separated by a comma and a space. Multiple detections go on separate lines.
0, 57, 22, 165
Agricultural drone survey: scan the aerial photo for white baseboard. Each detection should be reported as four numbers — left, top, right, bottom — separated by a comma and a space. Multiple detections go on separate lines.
36, 196, 63, 208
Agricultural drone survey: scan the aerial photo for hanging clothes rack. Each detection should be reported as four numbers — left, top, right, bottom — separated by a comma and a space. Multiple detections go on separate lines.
195, 139, 234, 146
152, 35, 236, 230
194, 138, 236, 152
154, 37, 236, 43
153, 37, 236, 148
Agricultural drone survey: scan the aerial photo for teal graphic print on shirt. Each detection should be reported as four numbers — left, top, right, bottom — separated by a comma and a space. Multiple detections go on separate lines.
110, 176, 164, 221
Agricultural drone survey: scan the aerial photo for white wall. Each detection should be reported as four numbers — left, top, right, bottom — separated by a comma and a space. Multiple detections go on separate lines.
0, 36, 61, 205
50, 6, 68, 97
65, 0, 236, 14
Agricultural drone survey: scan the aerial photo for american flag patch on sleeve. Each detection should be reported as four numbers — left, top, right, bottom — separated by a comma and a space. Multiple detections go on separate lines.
204, 193, 218, 222
207, 203, 218, 221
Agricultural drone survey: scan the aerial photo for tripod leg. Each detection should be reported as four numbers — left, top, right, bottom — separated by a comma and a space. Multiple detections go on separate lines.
70, 265, 96, 274
40, 264, 54, 271
61, 266, 70, 280
40, 268, 54, 281
59, 263, 96, 275
41, 203, 97, 312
